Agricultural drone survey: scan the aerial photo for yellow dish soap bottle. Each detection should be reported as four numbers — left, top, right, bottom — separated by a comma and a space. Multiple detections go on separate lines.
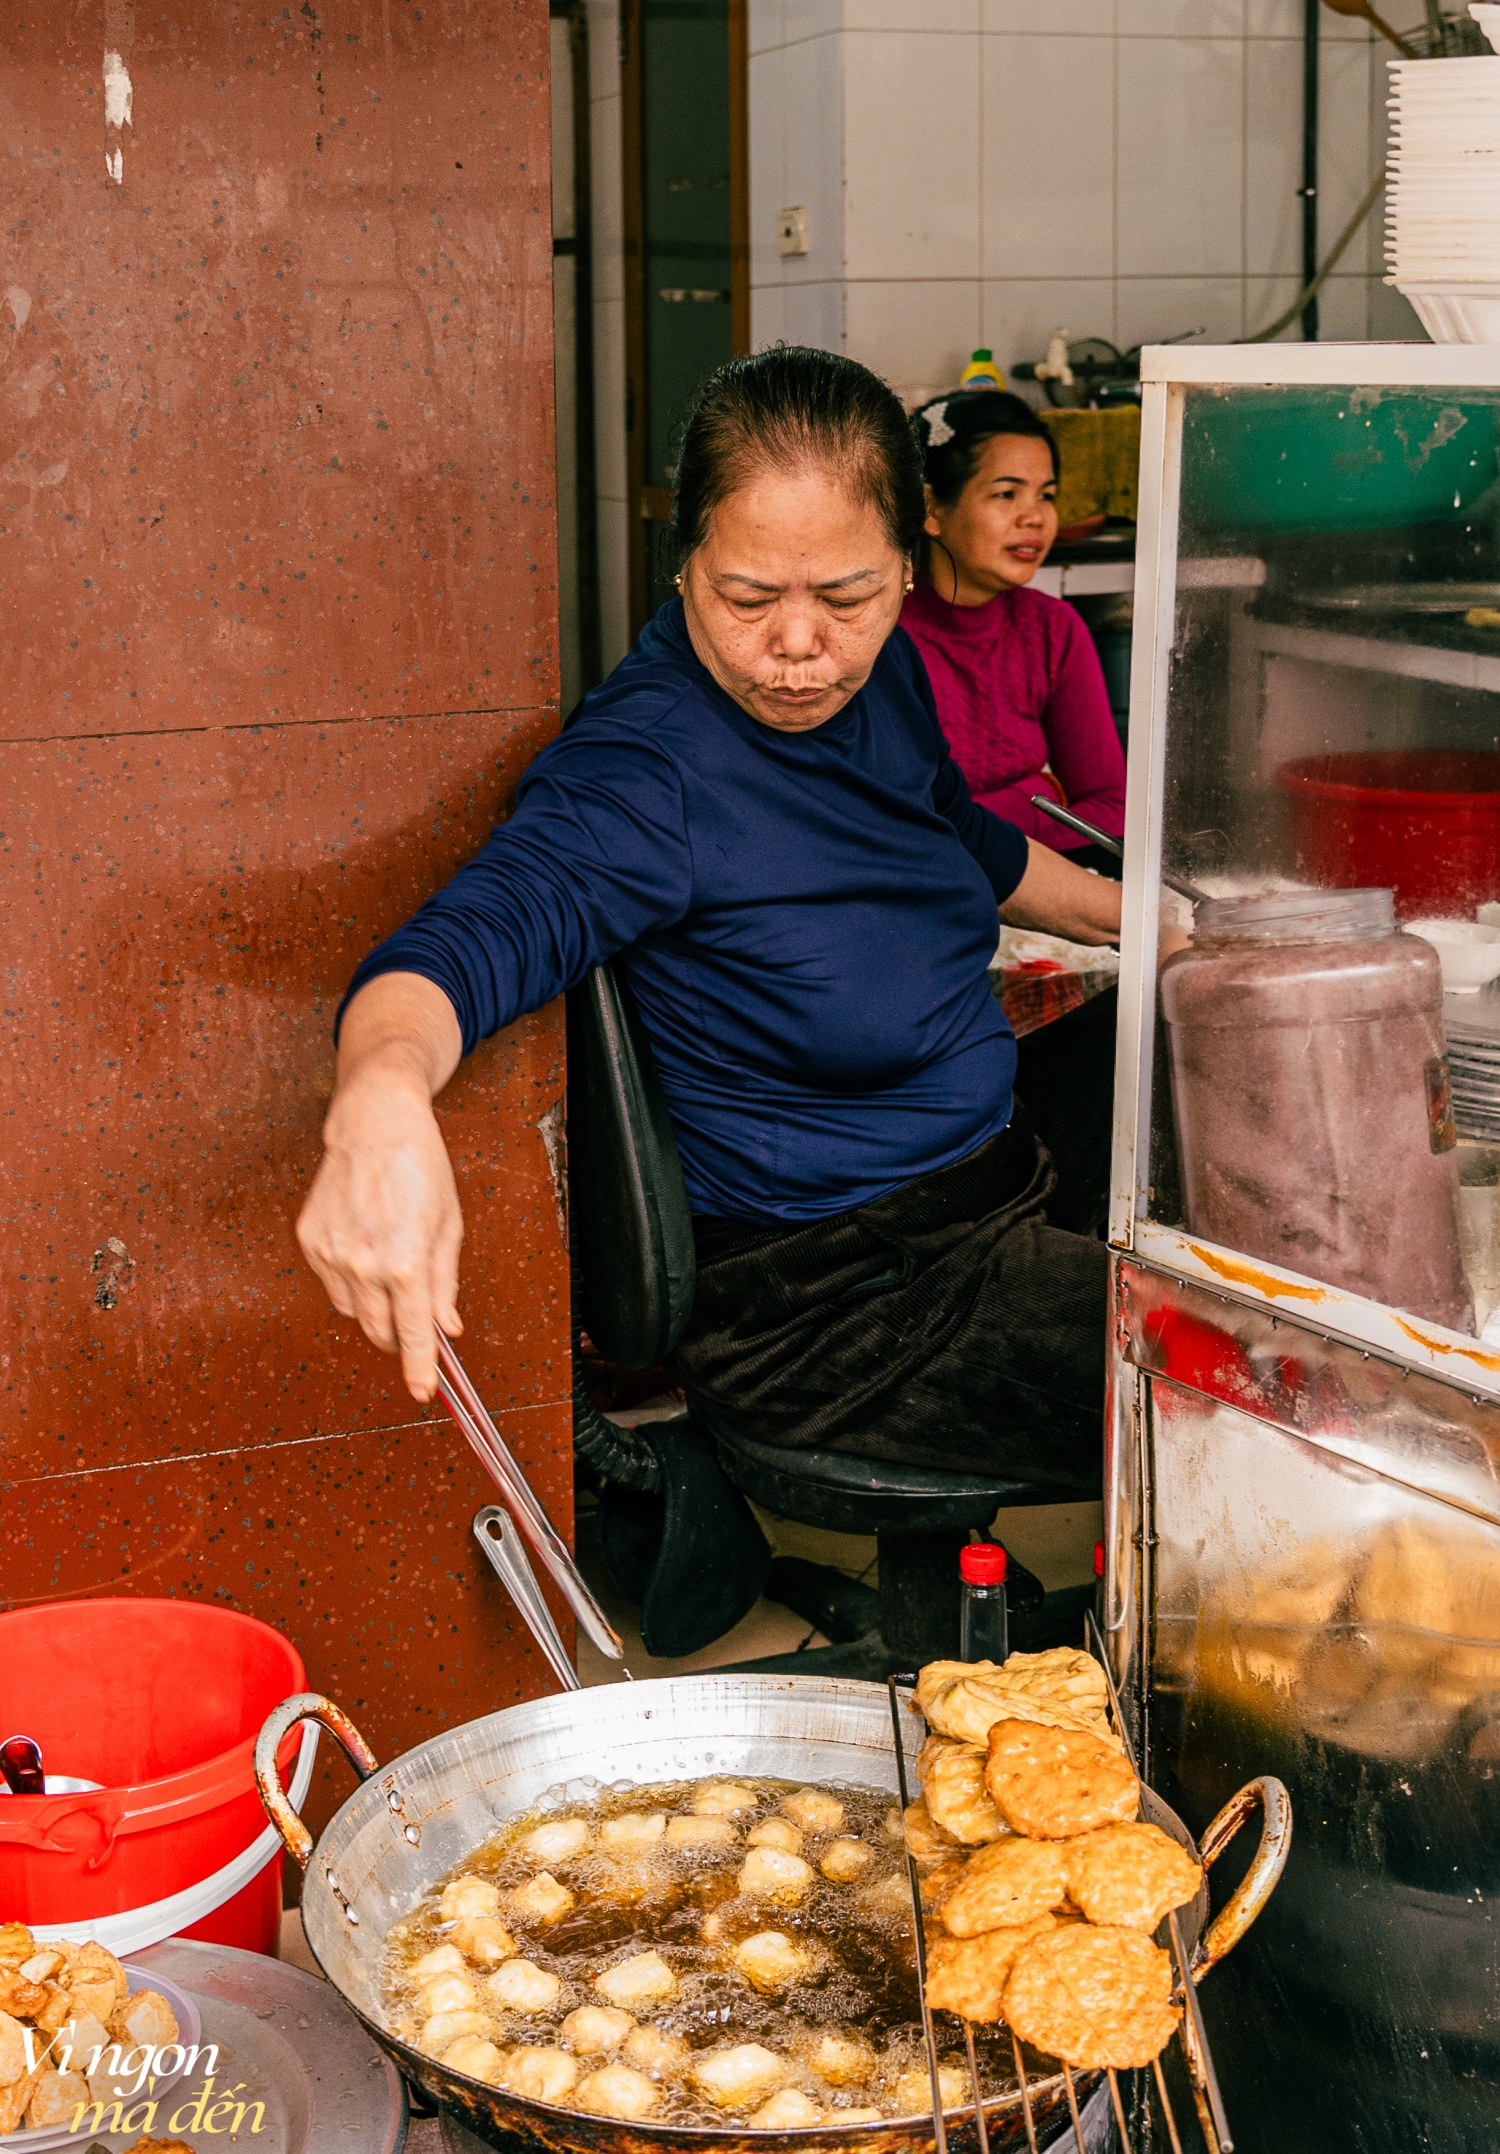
958, 347, 1005, 391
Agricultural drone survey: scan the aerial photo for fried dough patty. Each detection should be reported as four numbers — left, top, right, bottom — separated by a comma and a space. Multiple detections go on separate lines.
1003, 1925, 1178, 2069
984, 1719, 1139, 1840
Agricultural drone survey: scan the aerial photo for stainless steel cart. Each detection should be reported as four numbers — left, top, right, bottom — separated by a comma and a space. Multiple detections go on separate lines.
1107, 342, 1500, 2154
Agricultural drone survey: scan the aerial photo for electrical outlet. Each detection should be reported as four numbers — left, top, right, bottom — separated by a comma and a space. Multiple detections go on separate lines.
775, 205, 809, 258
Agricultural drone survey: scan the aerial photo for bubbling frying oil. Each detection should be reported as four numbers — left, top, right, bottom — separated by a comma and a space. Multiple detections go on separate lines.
383, 1775, 1014, 2127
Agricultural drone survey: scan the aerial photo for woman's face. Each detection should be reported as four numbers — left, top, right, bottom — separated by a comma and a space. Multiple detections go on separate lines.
680, 463, 909, 733
924, 431, 1059, 605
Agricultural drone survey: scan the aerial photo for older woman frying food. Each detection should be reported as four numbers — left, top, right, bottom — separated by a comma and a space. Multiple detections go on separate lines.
297, 348, 1123, 1492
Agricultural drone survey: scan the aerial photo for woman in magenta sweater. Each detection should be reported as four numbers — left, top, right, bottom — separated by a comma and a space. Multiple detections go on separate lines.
901, 390, 1126, 875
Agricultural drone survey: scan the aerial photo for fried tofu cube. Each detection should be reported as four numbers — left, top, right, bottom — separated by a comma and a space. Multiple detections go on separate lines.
450, 1916, 519, 1966
576, 2064, 661, 2118
109, 1987, 179, 2052
890, 2064, 970, 2115
779, 1789, 845, 1834
0, 1972, 46, 2020
734, 1931, 811, 1994
665, 1814, 736, 1848
503, 2044, 579, 2104
25, 2068, 90, 2128
598, 1813, 667, 1854
821, 1838, 874, 1883
0, 2010, 28, 2088
0, 2066, 40, 2135
560, 2005, 635, 2055
509, 1872, 576, 1927
419, 2008, 494, 2055
18, 1950, 63, 1985
440, 1876, 502, 1923
690, 1781, 758, 1817
63, 1942, 127, 2016
746, 1816, 803, 1854
518, 1817, 591, 1866
441, 2035, 507, 2084
0, 1927, 33, 1969
739, 1845, 815, 1905
750, 2087, 823, 2129
803, 2029, 875, 2087
593, 1950, 677, 2008
623, 2023, 689, 2078
56, 2010, 111, 2077
691, 2043, 789, 2110
417, 1971, 479, 2019
486, 1960, 564, 2015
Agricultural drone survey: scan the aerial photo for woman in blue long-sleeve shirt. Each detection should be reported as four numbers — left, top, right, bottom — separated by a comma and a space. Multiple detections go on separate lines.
298, 348, 1123, 1490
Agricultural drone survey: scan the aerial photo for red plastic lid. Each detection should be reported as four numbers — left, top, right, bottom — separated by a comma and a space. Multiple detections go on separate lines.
1093, 1540, 1106, 1578
960, 1542, 1007, 1585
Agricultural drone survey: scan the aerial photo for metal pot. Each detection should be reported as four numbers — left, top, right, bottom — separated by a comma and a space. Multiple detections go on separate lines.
255, 1674, 1286, 2154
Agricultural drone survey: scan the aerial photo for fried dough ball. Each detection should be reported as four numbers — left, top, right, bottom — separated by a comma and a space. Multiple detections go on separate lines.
575, 2063, 660, 2119
518, 1817, 591, 1866
984, 1719, 1140, 1840
1064, 1822, 1202, 1934
450, 1915, 520, 1966
417, 1970, 479, 2018
485, 1959, 564, 2015
410, 1943, 467, 1981
903, 1795, 962, 1871
779, 1788, 845, 1834
923, 1916, 1059, 2023
918, 1735, 1010, 1845
26, 2069, 90, 2128
623, 2023, 690, 2078
739, 1845, 815, 1904
599, 1812, 667, 1853
1003, 1925, 1178, 2069
836, 2106, 885, 2124
441, 2035, 507, 2083
665, 1813, 736, 1849
560, 2005, 635, 2055
420, 2007, 494, 2053
750, 2087, 823, 2129
940, 1836, 1070, 1936
855, 1872, 912, 1921
889, 2063, 970, 2115
0, 2009, 28, 2089
594, 1950, 678, 2008
746, 1816, 803, 1854
441, 1875, 502, 1922
820, 1837, 875, 1883
508, 1872, 576, 1926
801, 2028, 875, 2086
692, 1781, 759, 1817
690, 2042, 789, 2110
734, 1930, 812, 1993
110, 1988, 178, 2051
502, 2044, 579, 2104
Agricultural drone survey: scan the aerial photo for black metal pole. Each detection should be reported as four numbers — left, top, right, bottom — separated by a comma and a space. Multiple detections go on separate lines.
1302, 0, 1320, 340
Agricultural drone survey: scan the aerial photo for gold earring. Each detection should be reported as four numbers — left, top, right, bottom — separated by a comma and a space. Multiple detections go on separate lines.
674, 572, 683, 591
904, 577, 914, 592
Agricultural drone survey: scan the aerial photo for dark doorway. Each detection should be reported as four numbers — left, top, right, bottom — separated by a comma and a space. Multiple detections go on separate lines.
622, 0, 749, 635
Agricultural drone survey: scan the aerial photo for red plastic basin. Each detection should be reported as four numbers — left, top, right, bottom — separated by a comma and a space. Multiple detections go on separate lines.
0, 1598, 306, 1953
1278, 751, 1500, 919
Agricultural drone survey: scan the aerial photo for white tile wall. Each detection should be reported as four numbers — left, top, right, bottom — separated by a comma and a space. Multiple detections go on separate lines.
746, 1, 1396, 398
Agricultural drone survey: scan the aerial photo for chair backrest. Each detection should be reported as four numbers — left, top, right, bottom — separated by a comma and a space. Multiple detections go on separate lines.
566, 960, 697, 1371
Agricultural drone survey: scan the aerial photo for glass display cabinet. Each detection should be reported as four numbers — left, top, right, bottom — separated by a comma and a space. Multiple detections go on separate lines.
1108, 344, 1500, 2154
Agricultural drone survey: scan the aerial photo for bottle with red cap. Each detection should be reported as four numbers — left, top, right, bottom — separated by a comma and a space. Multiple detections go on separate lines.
1093, 1539, 1106, 1634
959, 1540, 1009, 1663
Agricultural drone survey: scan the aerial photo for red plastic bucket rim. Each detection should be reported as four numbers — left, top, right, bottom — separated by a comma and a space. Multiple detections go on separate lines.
1278, 752, 1500, 807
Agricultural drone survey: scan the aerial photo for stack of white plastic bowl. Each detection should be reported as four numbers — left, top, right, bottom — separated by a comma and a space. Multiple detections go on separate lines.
1386, 5, 1500, 340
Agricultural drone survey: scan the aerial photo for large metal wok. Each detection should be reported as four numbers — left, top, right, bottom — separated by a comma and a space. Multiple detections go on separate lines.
255, 1674, 1285, 2154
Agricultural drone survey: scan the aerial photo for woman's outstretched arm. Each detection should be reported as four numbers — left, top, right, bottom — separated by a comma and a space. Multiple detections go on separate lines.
297, 972, 465, 1403
1000, 836, 1122, 946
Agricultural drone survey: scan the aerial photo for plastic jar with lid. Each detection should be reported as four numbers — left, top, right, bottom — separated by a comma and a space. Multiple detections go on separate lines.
1159, 887, 1472, 1332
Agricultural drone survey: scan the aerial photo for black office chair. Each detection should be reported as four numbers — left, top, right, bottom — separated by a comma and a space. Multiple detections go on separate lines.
567, 961, 1091, 1675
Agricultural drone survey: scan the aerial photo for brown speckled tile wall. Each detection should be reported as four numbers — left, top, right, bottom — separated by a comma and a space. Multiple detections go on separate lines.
0, 0, 570, 1851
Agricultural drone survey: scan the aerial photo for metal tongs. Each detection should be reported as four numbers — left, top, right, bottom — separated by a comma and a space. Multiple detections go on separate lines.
432, 1327, 627, 1671
1029, 795, 1210, 905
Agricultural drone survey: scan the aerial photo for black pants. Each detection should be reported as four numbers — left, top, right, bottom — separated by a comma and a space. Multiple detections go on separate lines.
671, 1064, 1112, 1492
1013, 984, 1118, 1237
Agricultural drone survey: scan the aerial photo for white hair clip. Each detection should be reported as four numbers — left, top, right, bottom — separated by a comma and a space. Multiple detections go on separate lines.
922, 400, 954, 448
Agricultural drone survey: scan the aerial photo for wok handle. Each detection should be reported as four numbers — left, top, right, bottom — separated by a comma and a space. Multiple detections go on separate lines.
254, 1691, 379, 1870
1192, 1773, 1292, 1979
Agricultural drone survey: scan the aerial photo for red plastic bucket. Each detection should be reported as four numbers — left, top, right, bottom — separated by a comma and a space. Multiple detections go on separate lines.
0, 1598, 308, 1954
1278, 751, 1500, 920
